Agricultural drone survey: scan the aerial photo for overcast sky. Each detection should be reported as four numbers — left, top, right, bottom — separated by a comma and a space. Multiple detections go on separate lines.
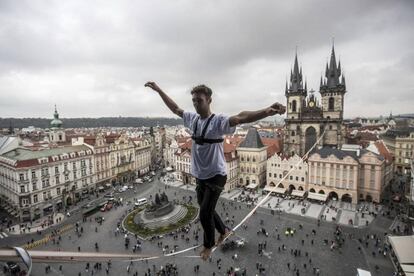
0, 0, 413, 119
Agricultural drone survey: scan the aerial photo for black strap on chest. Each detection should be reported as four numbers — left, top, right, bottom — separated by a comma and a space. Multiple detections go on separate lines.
191, 114, 224, 145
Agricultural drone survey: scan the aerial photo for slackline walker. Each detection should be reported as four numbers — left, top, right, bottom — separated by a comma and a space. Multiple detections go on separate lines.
145, 81, 285, 260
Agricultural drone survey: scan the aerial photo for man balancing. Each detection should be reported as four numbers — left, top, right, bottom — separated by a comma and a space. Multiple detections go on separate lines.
145, 81, 286, 260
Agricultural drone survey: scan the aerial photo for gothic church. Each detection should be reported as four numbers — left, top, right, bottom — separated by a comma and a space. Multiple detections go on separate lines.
283, 45, 347, 156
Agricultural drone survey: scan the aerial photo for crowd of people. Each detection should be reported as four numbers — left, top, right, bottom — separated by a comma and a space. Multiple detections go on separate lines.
22, 175, 408, 276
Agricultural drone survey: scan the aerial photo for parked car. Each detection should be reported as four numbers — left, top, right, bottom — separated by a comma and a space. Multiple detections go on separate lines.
135, 178, 144, 184
119, 186, 128, 192
105, 202, 113, 211
136, 198, 148, 206
151, 171, 156, 176
104, 193, 114, 198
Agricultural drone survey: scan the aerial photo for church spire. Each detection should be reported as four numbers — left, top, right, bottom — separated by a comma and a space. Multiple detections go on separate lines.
325, 44, 341, 88
287, 50, 306, 95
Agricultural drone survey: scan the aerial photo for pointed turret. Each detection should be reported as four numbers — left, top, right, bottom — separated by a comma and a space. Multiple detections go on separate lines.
326, 45, 341, 88
287, 52, 306, 95
285, 80, 288, 95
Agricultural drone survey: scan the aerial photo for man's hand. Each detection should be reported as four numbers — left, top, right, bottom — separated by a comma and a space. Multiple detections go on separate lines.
144, 81, 163, 93
267, 102, 286, 116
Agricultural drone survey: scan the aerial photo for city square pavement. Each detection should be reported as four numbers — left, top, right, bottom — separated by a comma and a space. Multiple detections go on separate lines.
0, 176, 397, 276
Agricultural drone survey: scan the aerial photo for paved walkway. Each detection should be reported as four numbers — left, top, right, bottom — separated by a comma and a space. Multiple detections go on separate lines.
165, 179, 382, 228
7, 213, 65, 235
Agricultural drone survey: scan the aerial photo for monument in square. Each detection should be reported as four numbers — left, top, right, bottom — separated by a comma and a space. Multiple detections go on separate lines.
143, 192, 174, 219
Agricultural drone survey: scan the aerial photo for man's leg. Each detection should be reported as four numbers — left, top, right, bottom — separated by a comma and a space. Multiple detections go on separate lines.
210, 175, 231, 244
198, 176, 231, 260
197, 183, 217, 249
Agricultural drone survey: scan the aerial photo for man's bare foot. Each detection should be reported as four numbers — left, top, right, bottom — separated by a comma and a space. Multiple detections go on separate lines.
200, 247, 212, 261
217, 229, 232, 245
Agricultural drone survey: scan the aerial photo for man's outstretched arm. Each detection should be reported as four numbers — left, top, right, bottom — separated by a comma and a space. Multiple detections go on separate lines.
145, 81, 184, 118
229, 102, 286, 127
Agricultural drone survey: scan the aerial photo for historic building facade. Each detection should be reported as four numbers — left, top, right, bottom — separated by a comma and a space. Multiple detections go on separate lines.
0, 145, 94, 221
381, 127, 414, 174
109, 134, 136, 184
284, 46, 347, 157
307, 146, 388, 204
133, 137, 152, 177
237, 128, 268, 189
266, 154, 308, 192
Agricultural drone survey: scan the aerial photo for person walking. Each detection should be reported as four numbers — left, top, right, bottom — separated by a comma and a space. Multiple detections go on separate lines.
145, 81, 285, 260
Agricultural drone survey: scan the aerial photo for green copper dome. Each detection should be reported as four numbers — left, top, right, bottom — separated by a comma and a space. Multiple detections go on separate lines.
50, 105, 63, 128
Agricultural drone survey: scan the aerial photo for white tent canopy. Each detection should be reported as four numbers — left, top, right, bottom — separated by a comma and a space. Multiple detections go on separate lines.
246, 183, 259, 189
264, 186, 286, 194
291, 190, 306, 197
307, 192, 328, 202
388, 235, 414, 276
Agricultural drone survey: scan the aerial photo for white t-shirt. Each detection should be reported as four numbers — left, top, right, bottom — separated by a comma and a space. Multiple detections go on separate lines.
183, 111, 236, 180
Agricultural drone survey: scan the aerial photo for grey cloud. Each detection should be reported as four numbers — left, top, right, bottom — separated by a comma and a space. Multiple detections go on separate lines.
0, 0, 413, 118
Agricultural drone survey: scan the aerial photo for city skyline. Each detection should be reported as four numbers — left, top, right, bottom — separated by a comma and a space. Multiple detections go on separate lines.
0, 0, 413, 119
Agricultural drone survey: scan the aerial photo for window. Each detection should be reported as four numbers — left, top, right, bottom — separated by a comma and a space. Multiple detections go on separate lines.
55, 176, 60, 184
328, 97, 334, 111
33, 194, 38, 203
55, 166, 59, 174
269, 173, 272, 177
31, 171, 36, 179
292, 100, 297, 112
72, 162, 76, 170
301, 177, 304, 182
57, 187, 61, 195
32, 183, 37, 191
41, 167, 48, 177
20, 185, 25, 193
19, 173, 24, 181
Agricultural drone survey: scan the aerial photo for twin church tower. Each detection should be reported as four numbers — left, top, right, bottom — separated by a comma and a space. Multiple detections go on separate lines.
283, 45, 347, 156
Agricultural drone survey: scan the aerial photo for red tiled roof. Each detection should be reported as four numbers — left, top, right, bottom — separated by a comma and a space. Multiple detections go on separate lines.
262, 138, 282, 158
374, 140, 393, 162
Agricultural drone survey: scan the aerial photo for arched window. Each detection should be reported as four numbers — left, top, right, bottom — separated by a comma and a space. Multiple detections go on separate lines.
292, 100, 297, 112
291, 131, 295, 136
328, 97, 334, 111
